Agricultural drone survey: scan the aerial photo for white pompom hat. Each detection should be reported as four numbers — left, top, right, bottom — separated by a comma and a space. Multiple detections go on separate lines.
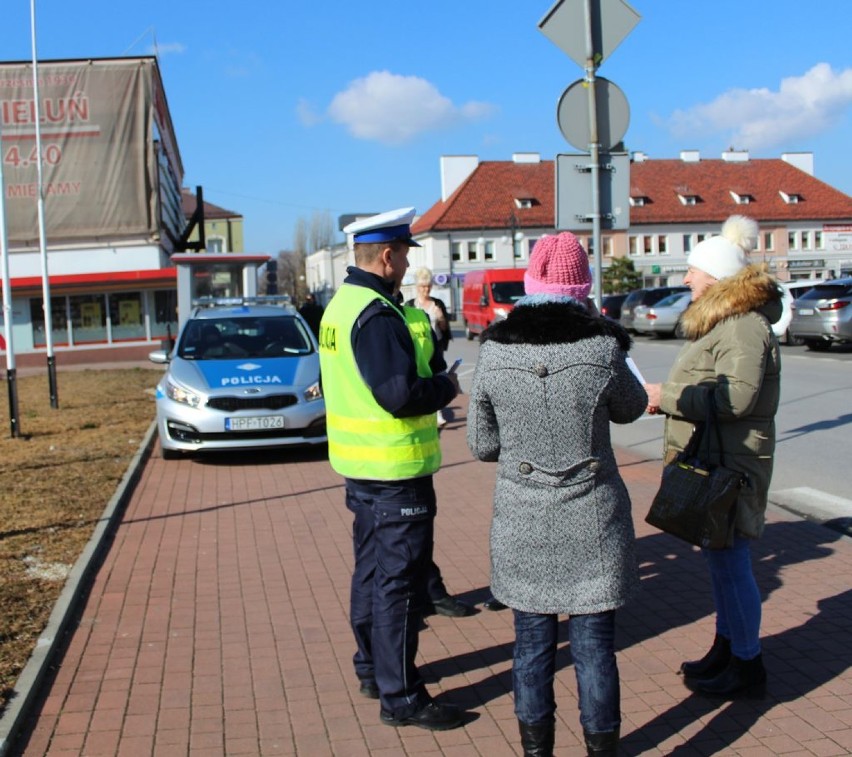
687, 215, 759, 280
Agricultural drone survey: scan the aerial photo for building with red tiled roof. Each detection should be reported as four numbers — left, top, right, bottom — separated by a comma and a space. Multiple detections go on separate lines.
405, 151, 852, 317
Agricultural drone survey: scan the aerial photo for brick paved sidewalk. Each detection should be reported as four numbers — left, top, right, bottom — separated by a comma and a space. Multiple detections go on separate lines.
8, 395, 852, 756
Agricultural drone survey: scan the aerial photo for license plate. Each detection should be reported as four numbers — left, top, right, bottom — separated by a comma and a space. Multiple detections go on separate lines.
226, 415, 285, 431
797, 308, 814, 316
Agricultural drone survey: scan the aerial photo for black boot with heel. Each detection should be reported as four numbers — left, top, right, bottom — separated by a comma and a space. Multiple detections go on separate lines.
584, 727, 620, 756
687, 653, 767, 698
680, 634, 731, 679
518, 718, 555, 757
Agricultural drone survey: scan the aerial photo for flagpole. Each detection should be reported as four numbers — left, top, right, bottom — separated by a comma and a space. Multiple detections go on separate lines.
0, 129, 21, 437
31, 0, 59, 408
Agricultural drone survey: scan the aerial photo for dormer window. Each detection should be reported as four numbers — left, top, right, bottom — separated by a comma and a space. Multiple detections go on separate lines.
629, 196, 646, 207
514, 197, 535, 209
779, 190, 801, 204
678, 193, 699, 206
730, 191, 753, 205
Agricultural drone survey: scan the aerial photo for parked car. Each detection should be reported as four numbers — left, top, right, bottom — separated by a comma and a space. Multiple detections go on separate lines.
620, 286, 690, 332
148, 298, 327, 458
462, 267, 526, 339
633, 291, 693, 338
600, 293, 628, 321
774, 280, 821, 345
788, 277, 852, 351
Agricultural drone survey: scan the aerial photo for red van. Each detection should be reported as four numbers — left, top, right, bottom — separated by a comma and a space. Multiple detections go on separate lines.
462, 268, 526, 339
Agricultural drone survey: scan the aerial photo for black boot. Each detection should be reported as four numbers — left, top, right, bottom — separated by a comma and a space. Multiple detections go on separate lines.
680, 634, 731, 679
518, 718, 555, 757
687, 653, 766, 699
584, 727, 620, 756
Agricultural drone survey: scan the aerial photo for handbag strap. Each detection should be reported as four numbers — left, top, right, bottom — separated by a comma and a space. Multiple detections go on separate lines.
704, 394, 727, 467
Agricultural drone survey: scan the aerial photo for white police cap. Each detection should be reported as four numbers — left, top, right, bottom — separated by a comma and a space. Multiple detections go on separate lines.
343, 207, 421, 247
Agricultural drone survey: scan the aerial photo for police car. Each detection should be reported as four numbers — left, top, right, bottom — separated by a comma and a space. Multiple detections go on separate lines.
149, 297, 326, 459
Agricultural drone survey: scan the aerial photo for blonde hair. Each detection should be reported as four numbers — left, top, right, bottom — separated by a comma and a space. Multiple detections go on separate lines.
414, 267, 433, 286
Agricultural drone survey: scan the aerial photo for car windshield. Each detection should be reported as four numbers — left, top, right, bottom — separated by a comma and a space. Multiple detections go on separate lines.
798, 283, 852, 301
178, 315, 313, 360
490, 281, 526, 304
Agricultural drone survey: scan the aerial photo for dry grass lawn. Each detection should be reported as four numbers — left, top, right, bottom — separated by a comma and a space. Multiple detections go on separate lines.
0, 367, 162, 715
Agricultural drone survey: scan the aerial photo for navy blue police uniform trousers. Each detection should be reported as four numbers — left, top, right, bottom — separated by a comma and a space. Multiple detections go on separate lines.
346, 475, 436, 719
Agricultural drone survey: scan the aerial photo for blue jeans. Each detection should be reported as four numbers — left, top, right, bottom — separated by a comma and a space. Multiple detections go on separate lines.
702, 534, 762, 660
513, 609, 620, 734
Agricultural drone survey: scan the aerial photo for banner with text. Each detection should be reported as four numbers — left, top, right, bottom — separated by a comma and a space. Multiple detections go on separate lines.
0, 59, 156, 245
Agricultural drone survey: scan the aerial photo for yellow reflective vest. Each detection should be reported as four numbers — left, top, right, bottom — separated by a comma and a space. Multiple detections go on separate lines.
319, 284, 441, 480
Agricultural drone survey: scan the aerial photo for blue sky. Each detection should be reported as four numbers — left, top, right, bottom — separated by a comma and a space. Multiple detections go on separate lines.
5, 0, 852, 254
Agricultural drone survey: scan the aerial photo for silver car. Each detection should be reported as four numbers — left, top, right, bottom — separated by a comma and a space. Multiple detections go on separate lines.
149, 300, 326, 458
788, 277, 852, 351
632, 291, 692, 338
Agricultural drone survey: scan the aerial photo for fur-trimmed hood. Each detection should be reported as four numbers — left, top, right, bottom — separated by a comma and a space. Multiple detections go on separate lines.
679, 264, 783, 340
481, 300, 633, 351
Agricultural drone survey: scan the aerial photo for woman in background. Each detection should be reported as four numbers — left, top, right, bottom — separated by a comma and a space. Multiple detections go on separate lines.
406, 267, 452, 426
645, 215, 782, 698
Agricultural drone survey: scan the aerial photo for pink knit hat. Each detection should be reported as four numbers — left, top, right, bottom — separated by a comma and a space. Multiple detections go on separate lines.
524, 232, 591, 299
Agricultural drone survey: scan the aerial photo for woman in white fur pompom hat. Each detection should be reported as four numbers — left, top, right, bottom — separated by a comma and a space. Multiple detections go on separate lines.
645, 215, 784, 699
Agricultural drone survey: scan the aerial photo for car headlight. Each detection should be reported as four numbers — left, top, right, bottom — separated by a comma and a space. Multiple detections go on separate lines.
303, 380, 323, 402
493, 307, 510, 320
165, 378, 203, 408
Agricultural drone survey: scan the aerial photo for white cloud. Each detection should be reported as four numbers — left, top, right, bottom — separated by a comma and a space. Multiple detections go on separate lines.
667, 63, 852, 149
326, 70, 495, 144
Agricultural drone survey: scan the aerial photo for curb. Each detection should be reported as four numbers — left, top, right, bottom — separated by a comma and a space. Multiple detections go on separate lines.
0, 421, 158, 757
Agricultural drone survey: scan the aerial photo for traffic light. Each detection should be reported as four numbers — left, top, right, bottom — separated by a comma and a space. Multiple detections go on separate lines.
266, 260, 278, 294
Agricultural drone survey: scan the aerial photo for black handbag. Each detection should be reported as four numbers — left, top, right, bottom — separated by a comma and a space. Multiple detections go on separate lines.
645, 396, 744, 549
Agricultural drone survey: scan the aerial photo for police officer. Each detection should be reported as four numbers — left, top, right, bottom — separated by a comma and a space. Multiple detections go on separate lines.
318, 208, 464, 731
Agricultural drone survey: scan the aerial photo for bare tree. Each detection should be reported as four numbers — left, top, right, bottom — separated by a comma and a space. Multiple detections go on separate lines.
309, 211, 335, 253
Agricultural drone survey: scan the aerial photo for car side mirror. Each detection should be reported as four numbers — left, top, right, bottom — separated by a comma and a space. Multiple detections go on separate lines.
148, 350, 170, 364
479, 295, 489, 307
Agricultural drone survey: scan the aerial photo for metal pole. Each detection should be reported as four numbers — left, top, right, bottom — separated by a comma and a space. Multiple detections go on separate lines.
0, 122, 21, 437
30, 0, 58, 407
584, 0, 603, 310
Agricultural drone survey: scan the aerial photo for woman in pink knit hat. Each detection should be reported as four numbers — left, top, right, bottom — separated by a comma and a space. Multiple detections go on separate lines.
467, 232, 647, 756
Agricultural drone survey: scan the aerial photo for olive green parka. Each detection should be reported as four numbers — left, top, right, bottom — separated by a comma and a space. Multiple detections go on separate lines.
659, 264, 782, 538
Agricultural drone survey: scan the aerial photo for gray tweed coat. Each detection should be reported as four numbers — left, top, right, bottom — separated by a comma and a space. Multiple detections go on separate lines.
467, 299, 648, 615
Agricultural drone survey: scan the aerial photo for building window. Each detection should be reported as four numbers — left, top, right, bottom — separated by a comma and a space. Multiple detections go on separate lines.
603, 236, 613, 256
696, 234, 706, 244
154, 290, 178, 341
657, 235, 668, 255
30, 296, 68, 348
484, 241, 495, 261
643, 236, 653, 255
586, 236, 594, 255
788, 231, 798, 250
466, 241, 478, 262
68, 294, 108, 345
206, 236, 225, 253
629, 236, 640, 255
764, 232, 774, 251
108, 292, 146, 342
815, 230, 823, 249
802, 231, 813, 250
683, 234, 692, 253
452, 242, 462, 262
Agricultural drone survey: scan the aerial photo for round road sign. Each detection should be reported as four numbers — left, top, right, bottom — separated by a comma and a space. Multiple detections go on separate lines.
556, 77, 630, 152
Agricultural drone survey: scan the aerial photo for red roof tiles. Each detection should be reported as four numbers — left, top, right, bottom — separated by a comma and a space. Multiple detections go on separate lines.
411, 157, 852, 233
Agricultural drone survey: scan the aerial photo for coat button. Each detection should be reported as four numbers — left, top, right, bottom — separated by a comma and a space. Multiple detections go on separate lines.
534, 363, 548, 377
519, 462, 533, 475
